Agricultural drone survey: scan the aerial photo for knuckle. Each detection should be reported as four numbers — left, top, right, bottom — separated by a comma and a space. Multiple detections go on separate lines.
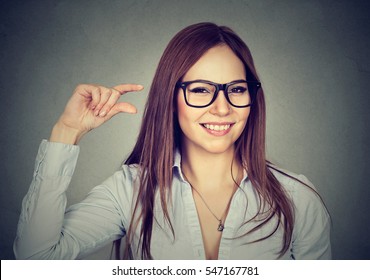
75, 84, 87, 91
92, 86, 101, 94
101, 87, 112, 95
112, 89, 121, 97
101, 90, 112, 100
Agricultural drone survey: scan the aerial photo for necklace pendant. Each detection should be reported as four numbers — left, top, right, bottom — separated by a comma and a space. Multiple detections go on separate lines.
217, 222, 224, 232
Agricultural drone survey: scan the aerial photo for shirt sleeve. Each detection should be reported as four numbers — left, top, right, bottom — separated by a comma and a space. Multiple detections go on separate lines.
290, 175, 332, 260
13, 140, 129, 259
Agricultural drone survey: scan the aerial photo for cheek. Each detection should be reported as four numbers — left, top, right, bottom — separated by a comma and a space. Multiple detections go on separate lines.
245, 110, 251, 122
236, 108, 251, 133
238, 108, 251, 123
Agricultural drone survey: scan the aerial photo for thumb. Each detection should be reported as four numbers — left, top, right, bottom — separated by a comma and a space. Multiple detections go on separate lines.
105, 102, 137, 119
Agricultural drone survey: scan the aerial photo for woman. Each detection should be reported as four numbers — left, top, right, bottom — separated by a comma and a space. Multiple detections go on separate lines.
14, 22, 331, 260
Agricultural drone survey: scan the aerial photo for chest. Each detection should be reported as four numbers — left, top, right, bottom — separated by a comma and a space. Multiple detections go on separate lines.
144, 186, 289, 260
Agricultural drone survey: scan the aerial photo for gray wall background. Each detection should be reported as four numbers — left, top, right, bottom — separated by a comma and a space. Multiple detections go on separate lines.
1, 0, 369, 259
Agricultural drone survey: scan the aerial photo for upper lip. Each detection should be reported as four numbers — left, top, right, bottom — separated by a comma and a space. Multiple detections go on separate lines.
200, 122, 235, 125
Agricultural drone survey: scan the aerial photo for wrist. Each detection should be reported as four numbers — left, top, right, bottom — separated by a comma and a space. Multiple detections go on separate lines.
49, 122, 85, 145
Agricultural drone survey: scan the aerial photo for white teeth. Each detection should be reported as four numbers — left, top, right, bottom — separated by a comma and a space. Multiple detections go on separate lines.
203, 124, 231, 131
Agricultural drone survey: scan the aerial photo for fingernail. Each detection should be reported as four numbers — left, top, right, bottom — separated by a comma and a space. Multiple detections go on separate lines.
99, 111, 106, 117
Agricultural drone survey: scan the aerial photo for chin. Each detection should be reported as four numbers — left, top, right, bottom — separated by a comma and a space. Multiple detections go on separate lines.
199, 142, 235, 155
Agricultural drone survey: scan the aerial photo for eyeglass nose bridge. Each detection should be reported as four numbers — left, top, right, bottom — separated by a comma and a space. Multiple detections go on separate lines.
212, 83, 231, 104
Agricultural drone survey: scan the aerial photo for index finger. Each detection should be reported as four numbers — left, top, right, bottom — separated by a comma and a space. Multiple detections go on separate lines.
113, 84, 144, 94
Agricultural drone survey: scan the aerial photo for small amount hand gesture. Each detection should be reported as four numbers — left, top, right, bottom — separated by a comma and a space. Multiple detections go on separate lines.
50, 83, 143, 145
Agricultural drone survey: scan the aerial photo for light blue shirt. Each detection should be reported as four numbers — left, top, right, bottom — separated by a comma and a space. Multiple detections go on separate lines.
14, 140, 331, 259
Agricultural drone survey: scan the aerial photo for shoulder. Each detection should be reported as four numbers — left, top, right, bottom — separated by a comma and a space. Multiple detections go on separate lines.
268, 165, 330, 226
268, 165, 324, 212
107, 163, 141, 187
269, 165, 315, 194
117, 163, 141, 185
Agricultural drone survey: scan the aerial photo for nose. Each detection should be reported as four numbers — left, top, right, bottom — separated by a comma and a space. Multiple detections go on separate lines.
209, 90, 231, 116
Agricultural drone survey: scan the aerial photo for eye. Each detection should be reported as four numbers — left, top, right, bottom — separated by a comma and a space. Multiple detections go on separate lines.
229, 86, 248, 94
188, 83, 214, 95
190, 87, 210, 94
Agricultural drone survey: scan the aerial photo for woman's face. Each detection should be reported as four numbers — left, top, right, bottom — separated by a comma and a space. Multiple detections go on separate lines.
177, 44, 251, 155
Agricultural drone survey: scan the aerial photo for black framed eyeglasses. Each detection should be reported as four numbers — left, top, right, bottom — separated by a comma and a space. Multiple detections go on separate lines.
176, 79, 261, 108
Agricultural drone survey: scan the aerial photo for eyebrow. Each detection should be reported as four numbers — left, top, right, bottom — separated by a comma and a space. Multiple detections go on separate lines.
182, 79, 247, 84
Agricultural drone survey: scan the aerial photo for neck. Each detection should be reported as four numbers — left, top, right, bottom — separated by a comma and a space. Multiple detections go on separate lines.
180, 145, 242, 192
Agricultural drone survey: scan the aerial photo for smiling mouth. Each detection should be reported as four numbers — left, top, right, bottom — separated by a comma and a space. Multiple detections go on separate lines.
201, 123, 233, 131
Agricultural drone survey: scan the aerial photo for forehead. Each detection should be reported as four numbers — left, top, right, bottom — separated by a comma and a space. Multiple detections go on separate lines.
183, 45, 246, 83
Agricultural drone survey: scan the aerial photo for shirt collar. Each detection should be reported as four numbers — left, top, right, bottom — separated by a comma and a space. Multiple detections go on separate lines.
173, 148, 182, 169
172, 148, 187, 183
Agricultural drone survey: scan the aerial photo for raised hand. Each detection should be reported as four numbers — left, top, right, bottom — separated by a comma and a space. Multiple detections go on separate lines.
50, 83, 143, 145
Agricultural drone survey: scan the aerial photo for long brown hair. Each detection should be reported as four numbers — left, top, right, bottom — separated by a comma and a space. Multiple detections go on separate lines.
121, 22, 294, 259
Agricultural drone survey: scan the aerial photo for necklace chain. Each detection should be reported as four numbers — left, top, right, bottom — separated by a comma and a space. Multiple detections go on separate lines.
190, 186, 224, 230
184, 174, 236, 232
